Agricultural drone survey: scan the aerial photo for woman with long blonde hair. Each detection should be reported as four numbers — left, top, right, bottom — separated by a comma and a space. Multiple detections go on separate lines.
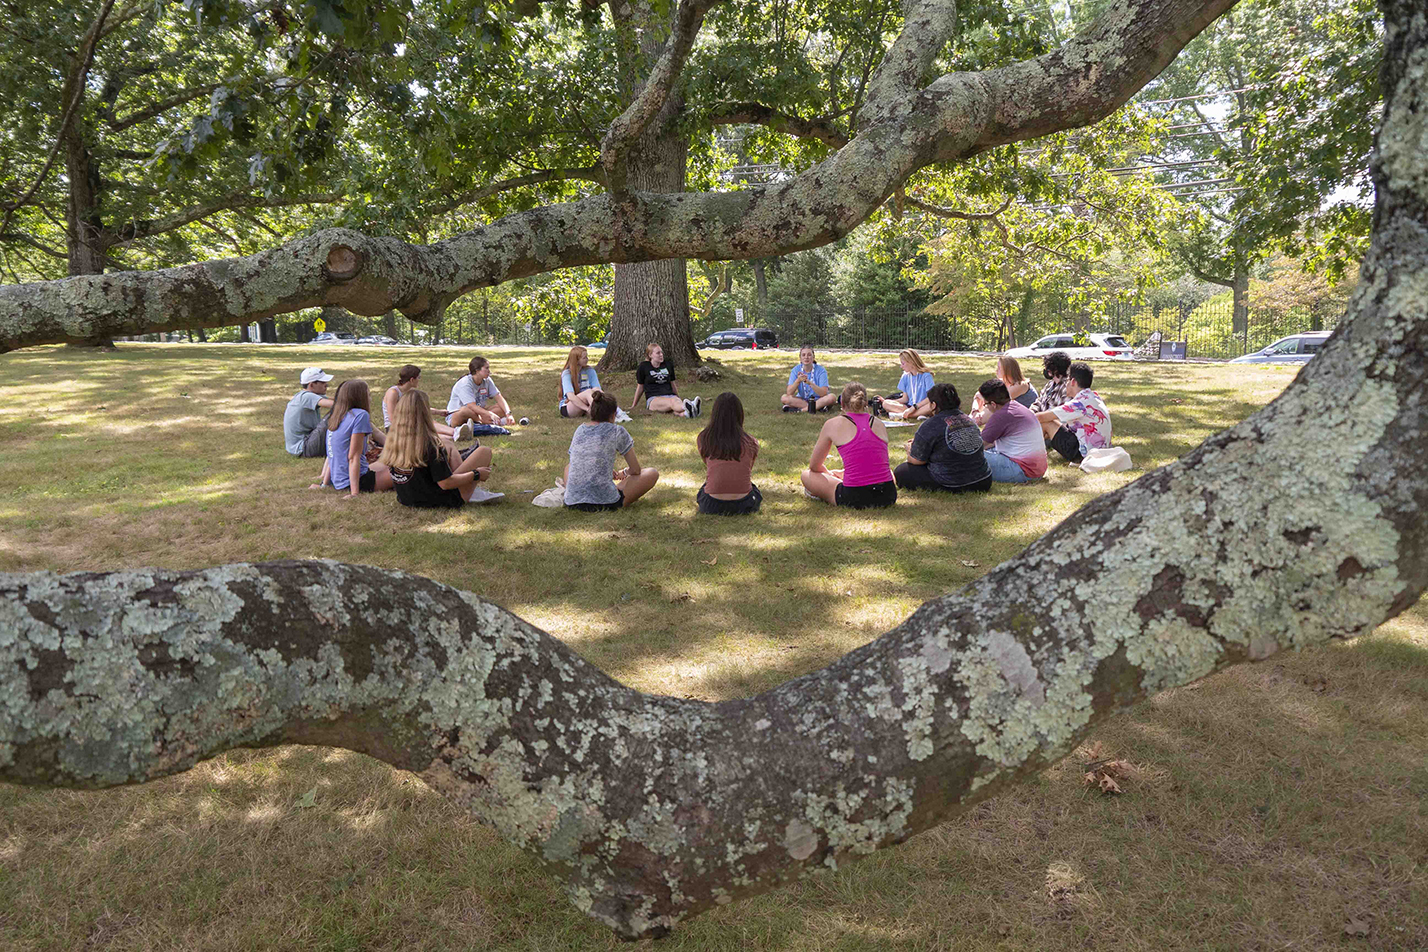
380, 390, 494, 507
800, 381, 897, 509
873, 349, 935, 421
313, 379, 392, 497
559, 346, 603, 418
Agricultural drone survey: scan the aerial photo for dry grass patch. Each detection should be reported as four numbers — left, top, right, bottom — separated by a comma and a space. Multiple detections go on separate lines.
1, 344, 1424, 951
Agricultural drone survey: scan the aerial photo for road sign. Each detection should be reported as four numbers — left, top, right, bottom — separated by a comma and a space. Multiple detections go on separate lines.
734, 308, 744, 324
314, 318, 326, 333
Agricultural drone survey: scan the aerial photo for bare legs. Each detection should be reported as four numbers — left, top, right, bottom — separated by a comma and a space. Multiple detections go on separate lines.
646, 395, 688, 416
799, 468, 842, 504
563, 391, 597, 417
447, 403, 502, 427
617, 467, 660, 506
444, 443, 494, 501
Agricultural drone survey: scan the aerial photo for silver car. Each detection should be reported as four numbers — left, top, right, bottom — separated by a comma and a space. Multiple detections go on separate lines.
1230, 331, 1331, 364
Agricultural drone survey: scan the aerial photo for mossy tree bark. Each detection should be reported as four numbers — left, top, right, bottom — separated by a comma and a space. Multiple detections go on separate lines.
2, 0, 1426, 939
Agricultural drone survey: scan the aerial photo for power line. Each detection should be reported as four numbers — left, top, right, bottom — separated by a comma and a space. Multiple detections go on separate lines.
1137, 85, 1269, 105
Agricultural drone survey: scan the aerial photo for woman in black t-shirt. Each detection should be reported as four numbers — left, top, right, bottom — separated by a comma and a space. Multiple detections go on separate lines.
378, 390, 495, 508
628, 343, 701, 418
894, 382, 993, 493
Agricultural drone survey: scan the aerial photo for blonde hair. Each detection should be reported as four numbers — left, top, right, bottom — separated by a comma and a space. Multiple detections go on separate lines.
899, 349, 930, 374
645, 342, 662, 359
840, 381, 869, 413
996, 355, 1025, 386
378, 389, 441, 471
327, 379, 370, 431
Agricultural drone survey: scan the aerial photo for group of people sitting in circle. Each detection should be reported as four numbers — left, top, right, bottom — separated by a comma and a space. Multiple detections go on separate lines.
278, 341, 1112, 515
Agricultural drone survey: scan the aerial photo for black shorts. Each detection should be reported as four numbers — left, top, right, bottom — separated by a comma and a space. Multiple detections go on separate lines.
560, 404, 573, 418
835, 479, 897, 509
568, 489, 624, 512
356, 470, 377, 493
697, 483, 762, 515
1049, 426, 1084, 463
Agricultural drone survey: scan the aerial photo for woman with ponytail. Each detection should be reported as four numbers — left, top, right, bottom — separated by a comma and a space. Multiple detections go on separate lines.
799, 382, 897, 509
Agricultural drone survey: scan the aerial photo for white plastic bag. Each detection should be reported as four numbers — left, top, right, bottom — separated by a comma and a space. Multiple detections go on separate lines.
532, 485, 566, 507
1079, 446, 1132, 474
614, 407, 633, 423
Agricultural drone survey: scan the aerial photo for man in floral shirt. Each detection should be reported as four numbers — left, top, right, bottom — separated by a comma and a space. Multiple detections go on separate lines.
1029, 351, 1071, 415
1036, 361, 1111, 463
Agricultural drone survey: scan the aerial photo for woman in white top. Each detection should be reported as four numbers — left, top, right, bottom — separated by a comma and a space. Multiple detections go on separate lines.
382, 365, 474, 442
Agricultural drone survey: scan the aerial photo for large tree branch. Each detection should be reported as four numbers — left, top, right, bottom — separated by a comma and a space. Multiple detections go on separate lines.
858, 0, 960, 127
600, 0, 723, 195
968, 0, 1242, 150
708, 103, 851, 148
107, 82, 222, 133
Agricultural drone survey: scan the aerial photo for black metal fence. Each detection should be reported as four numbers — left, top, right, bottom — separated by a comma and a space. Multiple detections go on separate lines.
148, 294, 1339, 360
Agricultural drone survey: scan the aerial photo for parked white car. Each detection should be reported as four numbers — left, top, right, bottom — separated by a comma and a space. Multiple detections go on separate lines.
1005, 332, 1134, 361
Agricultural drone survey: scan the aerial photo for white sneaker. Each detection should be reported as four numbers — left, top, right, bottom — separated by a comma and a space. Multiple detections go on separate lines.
466, 488, 505, 504
453, 421, 475, 442
614, 407, 632, 423
802, 486, 820, 500
690, 395, 701, 418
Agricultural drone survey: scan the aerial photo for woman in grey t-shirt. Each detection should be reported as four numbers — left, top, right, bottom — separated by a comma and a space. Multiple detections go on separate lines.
564, 392, 660, 511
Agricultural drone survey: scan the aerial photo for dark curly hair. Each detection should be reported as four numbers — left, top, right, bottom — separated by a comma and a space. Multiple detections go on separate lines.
1042, 351, 1072, 379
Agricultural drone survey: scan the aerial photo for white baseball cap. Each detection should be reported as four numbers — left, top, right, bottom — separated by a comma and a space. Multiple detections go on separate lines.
300, 367, 334, 384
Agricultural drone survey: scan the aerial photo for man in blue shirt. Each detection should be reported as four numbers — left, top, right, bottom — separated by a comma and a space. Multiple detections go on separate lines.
781, 345, 838, 412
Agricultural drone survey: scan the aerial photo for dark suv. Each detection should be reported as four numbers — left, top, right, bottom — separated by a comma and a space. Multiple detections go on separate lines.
698, 328, 779, 350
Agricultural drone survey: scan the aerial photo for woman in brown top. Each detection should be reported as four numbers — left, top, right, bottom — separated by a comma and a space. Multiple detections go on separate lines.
695, 392, 761, 515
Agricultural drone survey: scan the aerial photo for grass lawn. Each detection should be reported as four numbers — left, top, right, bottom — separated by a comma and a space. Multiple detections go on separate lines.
0, 343, 1424, 951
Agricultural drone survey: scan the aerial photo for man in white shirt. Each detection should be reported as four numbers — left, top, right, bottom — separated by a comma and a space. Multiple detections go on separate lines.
446, 356, 515, 427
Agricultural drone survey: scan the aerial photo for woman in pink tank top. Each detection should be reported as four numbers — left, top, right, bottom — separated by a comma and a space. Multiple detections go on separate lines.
800, 382, 898, 509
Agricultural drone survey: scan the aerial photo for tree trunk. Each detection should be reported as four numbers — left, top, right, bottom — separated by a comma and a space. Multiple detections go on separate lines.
62, 126, 115, 350
753, 258, 768, 314
383, 310, 398, 339
1231, 254, 1249, 336
601, 2, 695, 373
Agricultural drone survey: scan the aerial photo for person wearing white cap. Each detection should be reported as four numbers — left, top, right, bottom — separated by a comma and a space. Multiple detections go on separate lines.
283, 367, 335, 457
